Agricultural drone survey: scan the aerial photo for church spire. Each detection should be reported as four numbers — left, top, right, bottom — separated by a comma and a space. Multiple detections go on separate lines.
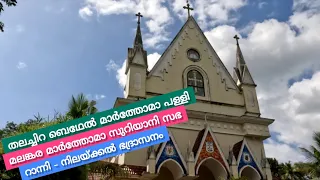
134, 12, 143, 49
125, 12, 148, 75
234, 35, 246, 76
233, 35, 255, 86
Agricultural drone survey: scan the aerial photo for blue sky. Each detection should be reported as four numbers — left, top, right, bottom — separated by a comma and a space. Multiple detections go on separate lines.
1, 0, 320, 162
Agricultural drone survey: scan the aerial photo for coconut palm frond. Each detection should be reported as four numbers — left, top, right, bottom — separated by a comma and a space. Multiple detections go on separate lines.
300, 147, 317, 162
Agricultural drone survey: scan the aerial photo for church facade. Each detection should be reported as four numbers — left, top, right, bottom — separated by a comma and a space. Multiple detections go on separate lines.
109, 8, 274, 180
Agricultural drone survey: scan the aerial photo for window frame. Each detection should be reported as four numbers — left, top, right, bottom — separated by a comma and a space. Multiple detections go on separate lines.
187, 70, 205, 96
187, 48, 201, 62
183, 65, 210, 101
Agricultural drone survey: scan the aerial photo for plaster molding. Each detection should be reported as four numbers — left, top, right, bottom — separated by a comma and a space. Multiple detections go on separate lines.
169, 115, 271, 138
186, 110, 274, 126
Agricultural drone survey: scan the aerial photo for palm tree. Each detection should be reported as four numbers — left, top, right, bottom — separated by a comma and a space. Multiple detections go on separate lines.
279, 162, 304, 180
67, 93, 97, 119
294, 162, 314, 179
63, 93, 98, 180
300, 132, 320, 178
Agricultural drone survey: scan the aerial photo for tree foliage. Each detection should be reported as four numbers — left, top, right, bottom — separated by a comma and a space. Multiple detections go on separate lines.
300, 132, 320, 178
0, 0, 17, 32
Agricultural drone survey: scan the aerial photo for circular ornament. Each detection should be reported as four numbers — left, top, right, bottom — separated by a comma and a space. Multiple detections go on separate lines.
187, 49, 200, 62
243, 152, 251, 163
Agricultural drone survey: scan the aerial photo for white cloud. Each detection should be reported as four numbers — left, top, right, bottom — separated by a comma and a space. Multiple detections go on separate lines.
264, 139, 305, 163
95, 94, 106, 100
192, 0, 247, 28
86, 94, 106, 100
16, 62, 27, 69
116, 60, 127, 88
293, 0, 320, 12
79, 6, 93, 20
201, 2, 320, 162
106, 59, 119, 72
106, 53, 161, 89
79, 0, 173, 48
258, 2, 267, 9
79, 0, 247, 48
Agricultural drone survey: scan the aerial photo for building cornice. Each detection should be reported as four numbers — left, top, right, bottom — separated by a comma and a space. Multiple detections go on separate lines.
187, 110, 274, 126
113, 97, 274, 126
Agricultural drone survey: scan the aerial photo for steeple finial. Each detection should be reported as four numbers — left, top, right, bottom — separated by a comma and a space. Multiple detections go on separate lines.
134, 12, 143, 49
136, 12, 143, 24
234, 35, 240, 45
183, 0, 194, 17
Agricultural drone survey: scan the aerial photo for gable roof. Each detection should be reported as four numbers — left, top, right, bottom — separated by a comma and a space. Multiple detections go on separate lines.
234, 139, 264, 177
147, 16, 240, 92
155, 130, 187, 174
193, 125, 230, 173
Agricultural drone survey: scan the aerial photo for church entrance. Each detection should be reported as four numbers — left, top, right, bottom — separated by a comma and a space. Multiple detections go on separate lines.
153, 159, 184, 180
239, 166, 261, 180
195, 157, 228, 180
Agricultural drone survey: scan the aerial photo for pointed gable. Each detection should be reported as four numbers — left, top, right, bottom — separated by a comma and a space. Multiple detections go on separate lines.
233, 35, 256, 86
232, 140, 243, 160
242, 65, 255, 85
148, 16, 240, 92
155, 131, 187, 174
193, 126, 230, 174
192, 128, 205, 156
236, 139, 263, 178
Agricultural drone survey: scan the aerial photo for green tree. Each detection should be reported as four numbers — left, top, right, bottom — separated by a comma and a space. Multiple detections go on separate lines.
67, 93, 97, 119
294, 162, 313, 179
267, 158, 281, 178
279, 162, 304, 180
300, 132, 320, 178
0, 0, 17, 32
0, 115, 61, 180
88, 161, 128, 180
57, 93, 98, 180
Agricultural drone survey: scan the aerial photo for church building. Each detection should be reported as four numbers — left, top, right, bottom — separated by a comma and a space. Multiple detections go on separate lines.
109, 2, 274, 180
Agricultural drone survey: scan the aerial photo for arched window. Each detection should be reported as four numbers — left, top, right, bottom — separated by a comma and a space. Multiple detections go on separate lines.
187, 70, 205, 96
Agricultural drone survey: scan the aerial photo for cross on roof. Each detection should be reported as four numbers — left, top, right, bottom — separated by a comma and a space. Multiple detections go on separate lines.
183, 0, 193, 17
234, 35, 240, 45
136, 12, 143, 24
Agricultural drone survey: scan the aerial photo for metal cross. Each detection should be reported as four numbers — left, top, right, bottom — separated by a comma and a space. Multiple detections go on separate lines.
183, 0, 194, 17
234, 35, 240, 45
136, 12, 143, 24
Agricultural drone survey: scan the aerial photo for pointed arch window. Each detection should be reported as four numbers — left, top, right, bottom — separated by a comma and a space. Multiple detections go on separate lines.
187, 70, 205, 96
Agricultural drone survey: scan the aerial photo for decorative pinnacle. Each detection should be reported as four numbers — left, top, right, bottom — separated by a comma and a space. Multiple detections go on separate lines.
183, 0, 194, 17
135, 12, 143, 24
